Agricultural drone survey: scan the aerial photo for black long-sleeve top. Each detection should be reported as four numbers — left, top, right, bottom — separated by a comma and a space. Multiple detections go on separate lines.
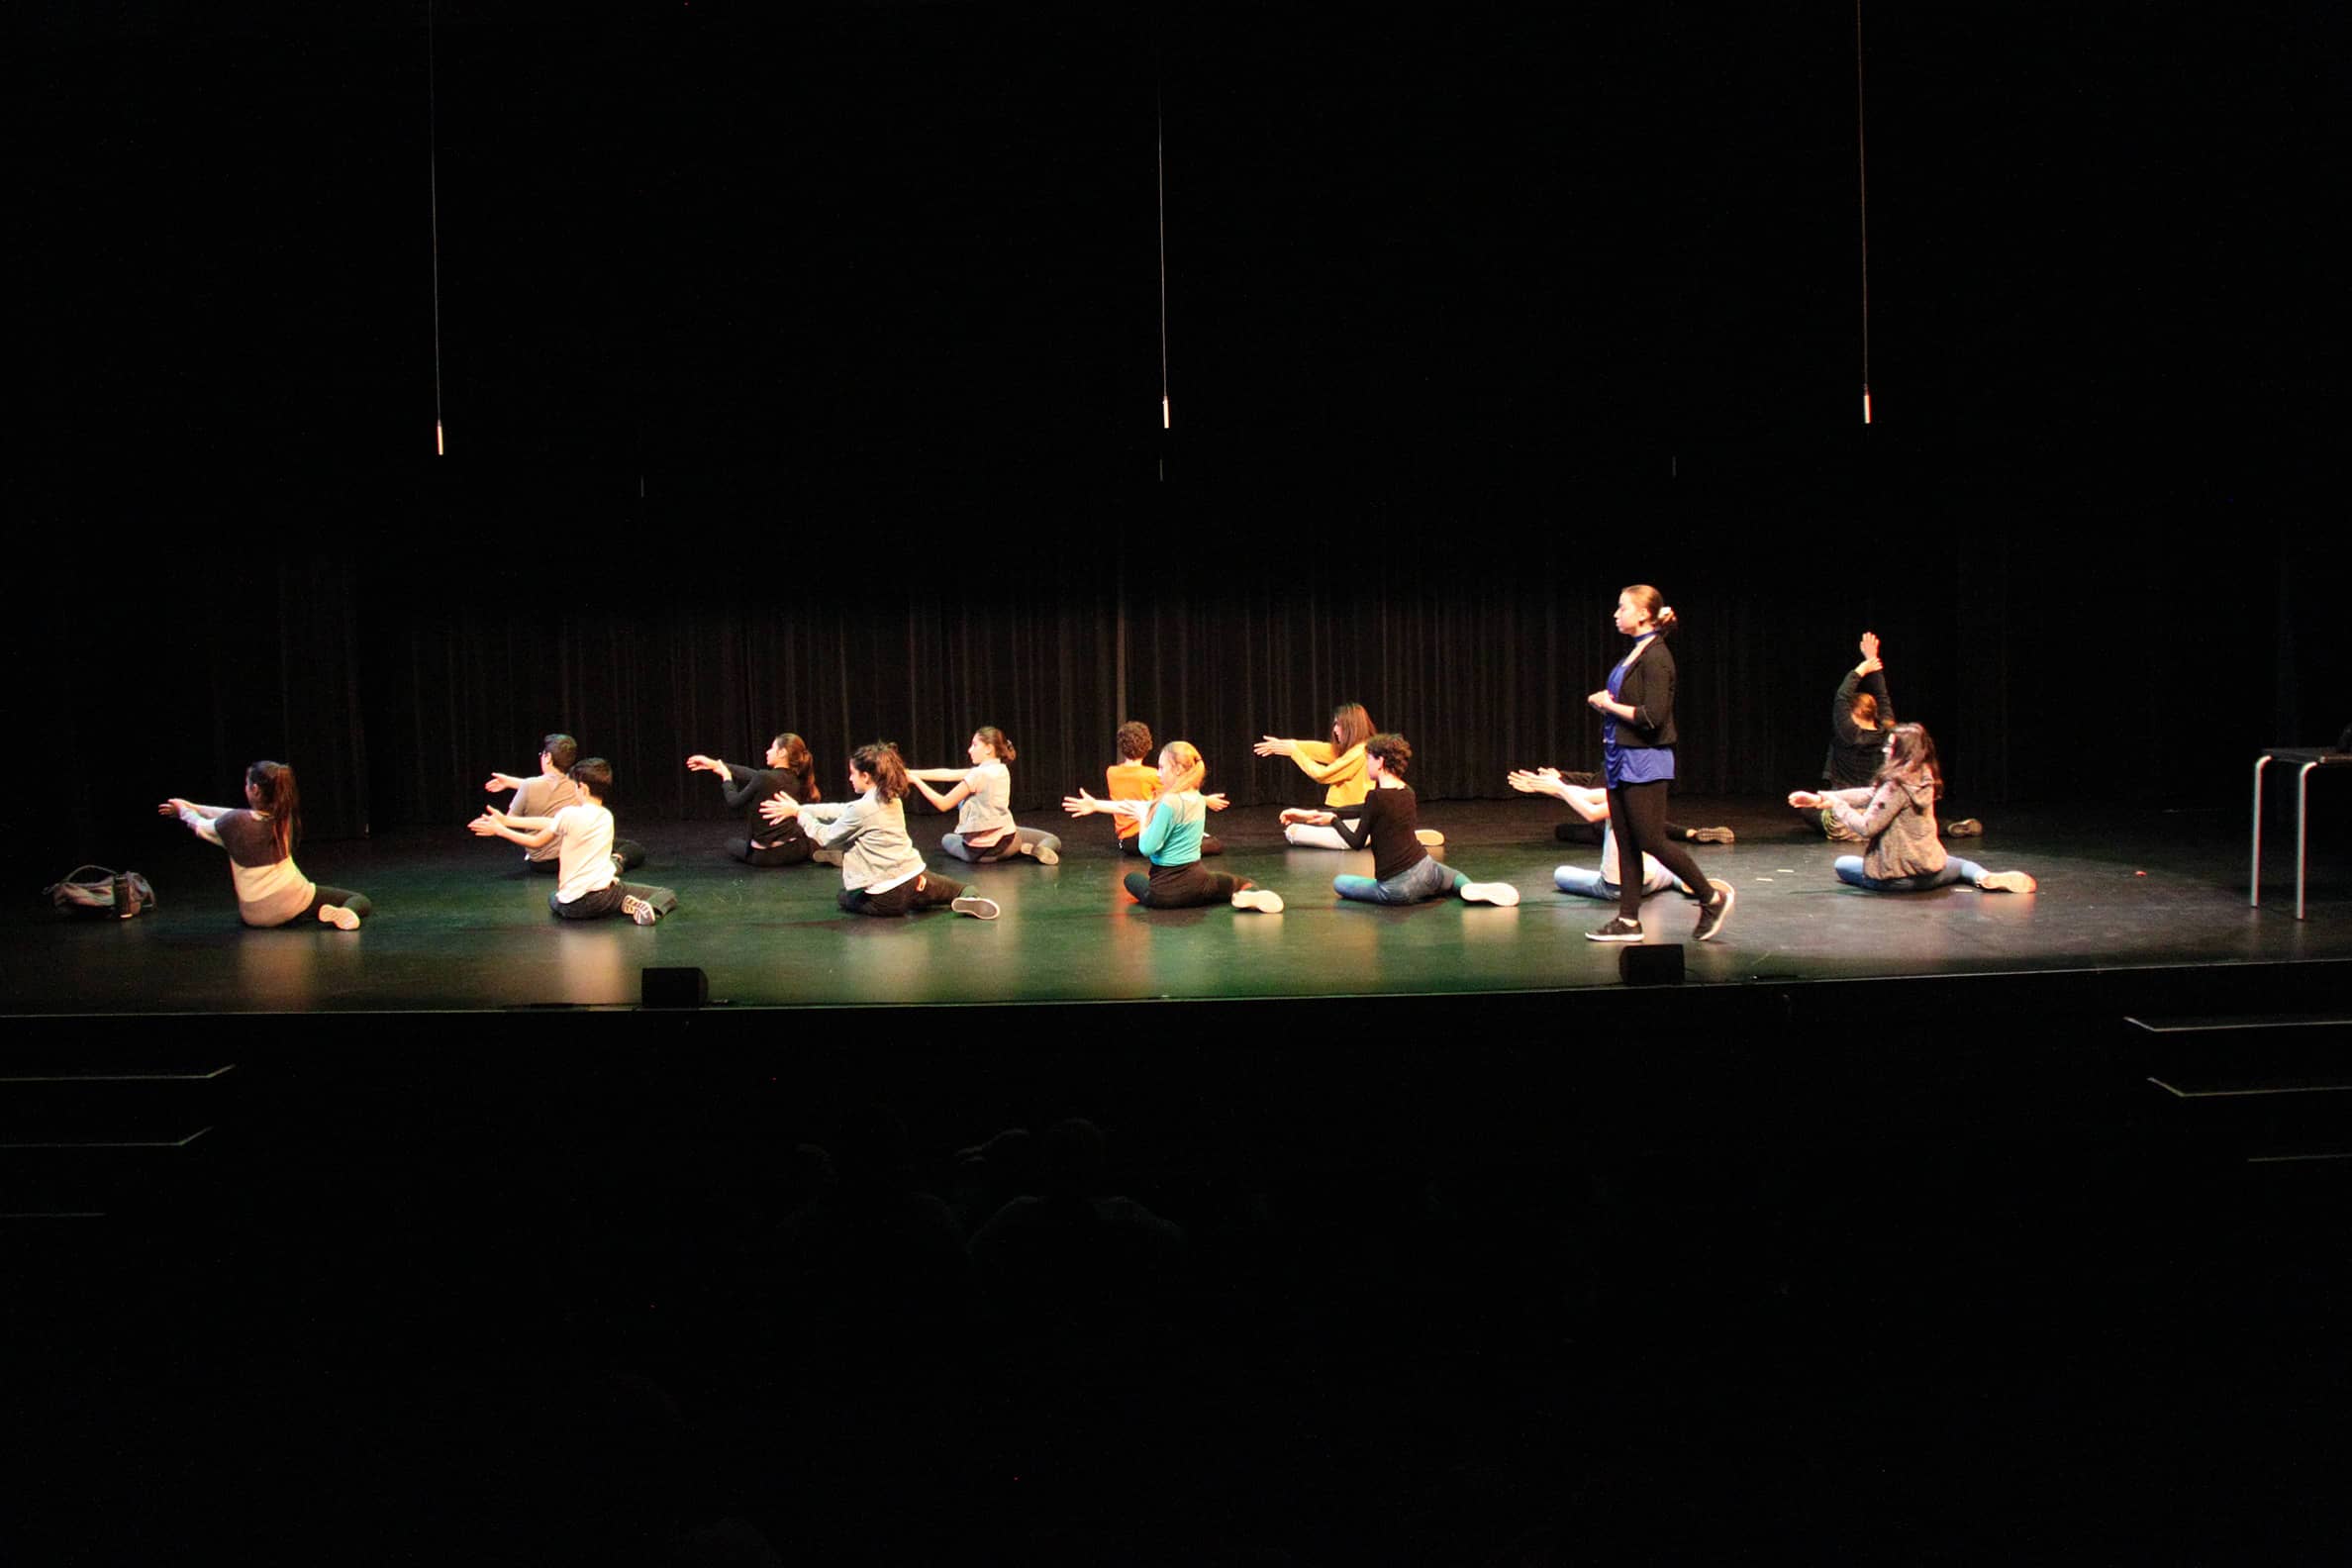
722, 759, 817, 843
1821, 668, 1895, 787
1329, 783, 1428, 882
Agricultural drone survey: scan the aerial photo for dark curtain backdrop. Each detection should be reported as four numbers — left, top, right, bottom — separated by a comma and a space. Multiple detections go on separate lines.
31, 515, 2339, 875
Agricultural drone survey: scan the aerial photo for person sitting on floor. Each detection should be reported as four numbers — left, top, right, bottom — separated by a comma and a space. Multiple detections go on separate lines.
471, 756, 680, 925
1787, 722, 2034, 895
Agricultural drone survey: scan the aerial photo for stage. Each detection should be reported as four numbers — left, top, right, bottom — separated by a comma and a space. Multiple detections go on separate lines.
9, 798, 2347, 1017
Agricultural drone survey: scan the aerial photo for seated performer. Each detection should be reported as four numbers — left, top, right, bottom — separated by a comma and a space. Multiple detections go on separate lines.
1255, 701, 1443, 850
1065, 741, 1282, 913
1284, 735, 1519, 906
1540, 765, 1734, 846
1787, 723, 2035, 894
471, 757, 679, 925
905, 726, 1062, 866
485, 733, 646, 873
160, 760, 372, 930
763, 741, 1000, 919
1106, 720, 1225, 856
1508, 767, 1691, 901
686, 732, 821, 866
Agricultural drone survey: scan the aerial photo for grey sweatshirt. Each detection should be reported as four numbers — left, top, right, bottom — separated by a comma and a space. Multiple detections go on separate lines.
799, 790, 927, 892
1825, 776, 1946, 881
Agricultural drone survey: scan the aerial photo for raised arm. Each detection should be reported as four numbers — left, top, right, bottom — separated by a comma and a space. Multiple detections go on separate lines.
483, 771, 529, 794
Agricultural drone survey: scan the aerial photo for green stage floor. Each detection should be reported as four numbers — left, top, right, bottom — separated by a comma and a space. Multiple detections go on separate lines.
7, 801, 2346, 1014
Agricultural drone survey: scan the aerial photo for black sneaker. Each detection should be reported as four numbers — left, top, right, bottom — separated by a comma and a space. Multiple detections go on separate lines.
1693, 879, 1734, 941
1585, 916, 1644, 943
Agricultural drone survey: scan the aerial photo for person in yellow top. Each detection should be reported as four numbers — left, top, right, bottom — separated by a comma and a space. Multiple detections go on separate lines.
1255, 701, 1441, 849
1107, 720, 1225, 855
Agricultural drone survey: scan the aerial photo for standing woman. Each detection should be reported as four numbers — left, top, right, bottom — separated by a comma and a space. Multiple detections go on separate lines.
905, 726, 1062, 866
762, 741, 1000, 919
686, 731, 822, 866
160, 760, 372, 930
1583, 586, 1734, 943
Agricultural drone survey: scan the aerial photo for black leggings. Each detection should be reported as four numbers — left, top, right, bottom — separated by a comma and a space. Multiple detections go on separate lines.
1121, 833, 1224, 857
1606, 782, 1712, 921
550, 880, 678, 920
1124, 860, 1240, 909
731, 836, 814, 866
838, 872, 965, 917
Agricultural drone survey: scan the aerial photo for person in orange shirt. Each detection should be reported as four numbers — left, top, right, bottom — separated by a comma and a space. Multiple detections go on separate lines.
1106, 720, 1225, 855
1255, 701, 1443, 850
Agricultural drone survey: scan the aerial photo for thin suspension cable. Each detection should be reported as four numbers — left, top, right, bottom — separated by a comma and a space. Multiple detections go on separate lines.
428, 0, 446, 454
1854, 0, 1872, 424
1156, 79, 1171, 440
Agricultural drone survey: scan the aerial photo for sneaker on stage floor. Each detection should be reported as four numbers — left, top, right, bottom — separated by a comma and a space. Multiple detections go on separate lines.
1585, 916, 1644, 942
1460, 880, 1520, 907
813, 848, 845, 866
1946, 819, 1983, 836
1694, 879, 1735, 941
1416, 829, 1445, 847
1692, 826, 1736, 843
950, 895, 1001, 920
1231, 885, 1285, 914
1025, 841, 1059, 866
1976, 870, 2036, 893
622, 894, 659, 927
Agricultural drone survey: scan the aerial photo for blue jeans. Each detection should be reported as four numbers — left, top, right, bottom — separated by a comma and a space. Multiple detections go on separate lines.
1833, 854, 1986, 892
1551, 862, 1680, 901
1334, 854, 1464, 905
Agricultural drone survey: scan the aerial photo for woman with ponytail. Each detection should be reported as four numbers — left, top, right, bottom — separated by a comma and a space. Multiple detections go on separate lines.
906, 725, 1063, 866
1065, 741, 1284, 913
1583, 586, 1735, 943
762, 742, 1000, 919
687, 730, 823, 866
160, 760, 373, 930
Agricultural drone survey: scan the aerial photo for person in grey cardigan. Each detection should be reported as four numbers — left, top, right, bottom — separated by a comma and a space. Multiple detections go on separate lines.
762, 741, 1000, 919
1788, 723, 2035, 893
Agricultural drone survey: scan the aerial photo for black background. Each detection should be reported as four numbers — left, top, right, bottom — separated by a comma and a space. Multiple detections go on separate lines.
20, 2, 2345, 851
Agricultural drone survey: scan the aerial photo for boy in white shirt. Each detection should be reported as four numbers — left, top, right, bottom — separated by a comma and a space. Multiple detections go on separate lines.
471, 757, 678, 925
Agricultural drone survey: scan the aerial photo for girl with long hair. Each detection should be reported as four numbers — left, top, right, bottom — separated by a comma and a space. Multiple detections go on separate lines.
905, 726, 1063, 866
763, 742, 1000, 919
1788, 723, 2036, 894
687, 730, 823, 866
160, 760, 372, 930
1582, 585, 1734, 943
1255, 701, 1444, 850
1065, 741, 1283, 913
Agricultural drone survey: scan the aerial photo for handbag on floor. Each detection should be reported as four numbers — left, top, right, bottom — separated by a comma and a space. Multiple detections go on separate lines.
45, 865, 156, 920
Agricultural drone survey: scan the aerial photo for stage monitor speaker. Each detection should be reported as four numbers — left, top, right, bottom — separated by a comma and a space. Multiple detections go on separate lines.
1618, 943, 1685, 986
641, 966, 709, 1009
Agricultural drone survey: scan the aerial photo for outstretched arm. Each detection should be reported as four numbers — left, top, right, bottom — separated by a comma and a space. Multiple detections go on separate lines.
159, 799, 230, 844
469, 805, 558, 849
1065, 789, 1153, 822
484, 772, 529, 793
911, 775, 972, 813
